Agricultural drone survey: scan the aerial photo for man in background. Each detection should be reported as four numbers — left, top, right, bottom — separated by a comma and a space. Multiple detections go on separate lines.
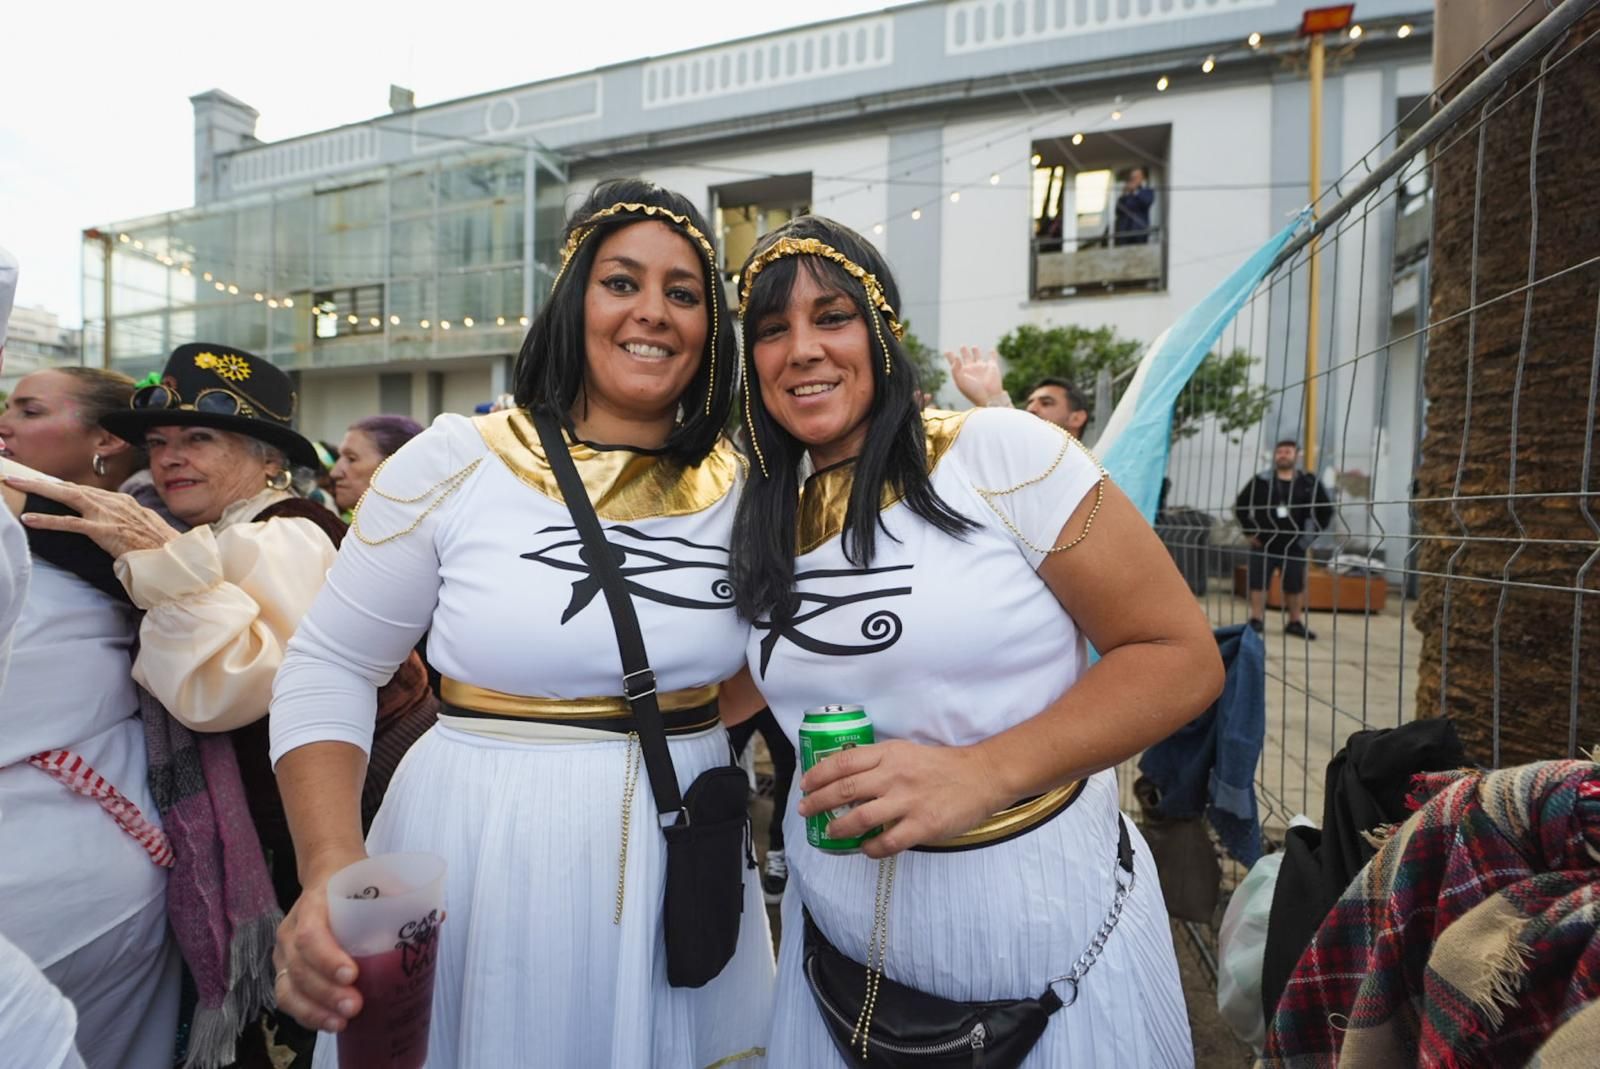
945, 347, 1091, 439
1113, 167, 1156, 246
1234, 439, 1335, 640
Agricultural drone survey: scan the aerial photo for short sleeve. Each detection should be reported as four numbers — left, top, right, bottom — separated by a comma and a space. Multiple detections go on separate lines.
269, 414, 486, 765
953, 408, 1107, 569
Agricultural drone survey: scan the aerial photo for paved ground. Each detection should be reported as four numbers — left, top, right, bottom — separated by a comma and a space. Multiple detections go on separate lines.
746, 586, 1422, 1064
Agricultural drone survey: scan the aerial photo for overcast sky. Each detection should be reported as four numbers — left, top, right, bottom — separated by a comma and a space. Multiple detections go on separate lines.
1, 0, 892, 328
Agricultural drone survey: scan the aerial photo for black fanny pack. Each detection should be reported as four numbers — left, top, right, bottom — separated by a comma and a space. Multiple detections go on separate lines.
802, 816, 1134, 1068
533, 408, 751, 989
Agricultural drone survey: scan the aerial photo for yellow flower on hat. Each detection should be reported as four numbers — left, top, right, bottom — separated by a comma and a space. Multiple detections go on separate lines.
194, 350, 252, 381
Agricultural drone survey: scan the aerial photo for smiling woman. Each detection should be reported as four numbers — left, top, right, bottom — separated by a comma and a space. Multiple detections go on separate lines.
731, 216, 1223, 1068
267, 179, 774, 1069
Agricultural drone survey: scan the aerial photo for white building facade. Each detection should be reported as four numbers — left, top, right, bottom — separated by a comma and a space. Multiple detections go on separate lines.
84, 0, 1433, 456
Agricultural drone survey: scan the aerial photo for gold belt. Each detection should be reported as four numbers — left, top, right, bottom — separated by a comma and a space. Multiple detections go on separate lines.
439, 677, 720, 730
918, 780, 1087, 852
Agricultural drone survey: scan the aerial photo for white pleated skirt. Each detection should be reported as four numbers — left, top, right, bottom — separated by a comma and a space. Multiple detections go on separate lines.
768, 771, 1193, 1068
312, 722, 775, 1069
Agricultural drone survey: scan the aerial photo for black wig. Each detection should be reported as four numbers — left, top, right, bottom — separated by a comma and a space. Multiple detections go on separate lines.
511, 177, 737, 465
731, 215, 976, 623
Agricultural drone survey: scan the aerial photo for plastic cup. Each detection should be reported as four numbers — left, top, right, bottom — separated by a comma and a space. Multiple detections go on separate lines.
325, 853, 446, 1069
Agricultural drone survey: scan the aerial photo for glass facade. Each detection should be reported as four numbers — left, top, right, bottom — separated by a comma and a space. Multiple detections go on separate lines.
83, 147, 565, 378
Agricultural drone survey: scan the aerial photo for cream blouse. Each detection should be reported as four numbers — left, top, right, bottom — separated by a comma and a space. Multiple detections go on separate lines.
113, 488, 338, 733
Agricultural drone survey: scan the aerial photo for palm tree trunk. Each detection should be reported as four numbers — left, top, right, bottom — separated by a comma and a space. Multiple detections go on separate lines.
1413, 5, 1600, 765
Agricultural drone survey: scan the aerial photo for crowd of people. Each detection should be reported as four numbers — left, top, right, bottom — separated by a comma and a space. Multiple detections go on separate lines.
0, 179, 1228, 1069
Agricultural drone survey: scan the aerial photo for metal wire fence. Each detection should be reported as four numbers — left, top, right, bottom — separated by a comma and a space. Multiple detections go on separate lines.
1129, 0, 1600, 1001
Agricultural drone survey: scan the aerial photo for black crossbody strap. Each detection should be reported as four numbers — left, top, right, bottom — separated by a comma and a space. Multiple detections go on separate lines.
531, 408, 684, 818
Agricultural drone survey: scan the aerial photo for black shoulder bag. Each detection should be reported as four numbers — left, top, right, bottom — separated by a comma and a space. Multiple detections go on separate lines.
802, 816, 1136, 1067
532, 409, 751, 989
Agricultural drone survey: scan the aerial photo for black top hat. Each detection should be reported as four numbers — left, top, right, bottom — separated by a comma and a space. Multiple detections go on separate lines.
101, 342, 321, 471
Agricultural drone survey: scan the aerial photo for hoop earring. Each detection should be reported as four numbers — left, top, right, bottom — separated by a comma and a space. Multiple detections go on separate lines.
265, 469, 292, 492
91, 454, 107, 478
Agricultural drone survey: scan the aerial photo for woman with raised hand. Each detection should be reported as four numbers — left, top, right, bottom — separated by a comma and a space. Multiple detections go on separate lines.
268, 178, 773, 1068
0, 345, 178, 1069
730, 216, 1223, 1067
7, 345, 437, 1068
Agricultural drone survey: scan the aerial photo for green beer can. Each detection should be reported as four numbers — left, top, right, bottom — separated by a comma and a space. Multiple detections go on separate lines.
798, 704, 878, 852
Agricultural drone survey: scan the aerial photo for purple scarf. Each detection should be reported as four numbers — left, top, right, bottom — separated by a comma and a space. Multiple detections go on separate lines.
142, 685, 282, 1069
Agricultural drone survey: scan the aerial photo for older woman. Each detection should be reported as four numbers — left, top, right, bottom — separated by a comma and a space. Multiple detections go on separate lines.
0, 370, 178, 1069
10, 344, 436, 1069
328, 414, 423, 515
730, 217, 1224, 1067
268, 179, 774, 1068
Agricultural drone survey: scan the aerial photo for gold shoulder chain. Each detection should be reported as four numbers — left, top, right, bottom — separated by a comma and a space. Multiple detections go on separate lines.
972, 430, 1109, 556
349, 457, 482, 546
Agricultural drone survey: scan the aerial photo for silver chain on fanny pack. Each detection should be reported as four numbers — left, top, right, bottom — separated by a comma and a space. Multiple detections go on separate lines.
1047, 859, 1136, 1008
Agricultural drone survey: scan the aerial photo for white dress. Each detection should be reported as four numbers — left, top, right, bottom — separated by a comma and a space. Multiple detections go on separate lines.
751, 408, 1192, 1068
0, 556, 179, 1069
271, 411, 774, 1069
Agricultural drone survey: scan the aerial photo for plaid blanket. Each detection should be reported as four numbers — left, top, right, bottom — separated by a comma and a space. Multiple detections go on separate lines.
1262, 760, 1600, 1069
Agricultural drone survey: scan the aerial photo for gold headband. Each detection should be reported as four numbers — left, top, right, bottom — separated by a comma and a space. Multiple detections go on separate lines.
548, 201, 721, 415
737, 235, 905, 478
736, 236, 907, 347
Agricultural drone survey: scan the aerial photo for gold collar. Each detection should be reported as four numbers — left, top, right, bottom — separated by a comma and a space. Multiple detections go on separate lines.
795, 409, 970, 555
474, 408, 743, 521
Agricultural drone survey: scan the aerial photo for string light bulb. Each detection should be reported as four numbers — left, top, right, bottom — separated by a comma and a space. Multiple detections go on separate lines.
347, 313, 358, 324
1072, 133, 1084, 145
1156, 76, 1169, 91
420, 319, 431, 328
911, 208, 922, 221
253, 292, 264, 301
872, 223, 884, 235
1248, 31, 1262, 47
463, 316, 475, 327
496, 315, 506, 326
267, 298, 279, 308
214, 282, 226, 292
441, 320, 451, 330
949, 191, 960, 203
283, 298, 294, 308
989, 172, 1000, 185
369, 317, 381, 327
1111, 110, 1123, 121
1030, 152, 1042, 166
227, 284, 239, 295
1348, 24, 1362, 39
390, 314, 401, 325
180, 266, 191, 276
118, 233, 130, 243
1397, 24, 1412, 38
1202, 55, 1215, 73
519, 316, 530, 326
203, 272, 213, 282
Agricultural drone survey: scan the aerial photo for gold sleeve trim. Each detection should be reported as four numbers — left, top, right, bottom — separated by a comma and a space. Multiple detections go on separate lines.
349, 457, 483, 546
972, 426, 1109, 557
440, 677, 720, 719
473, 409, 742, 521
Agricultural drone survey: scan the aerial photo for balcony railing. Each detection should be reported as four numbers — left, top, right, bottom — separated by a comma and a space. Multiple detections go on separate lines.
1031, 229, 1164, 299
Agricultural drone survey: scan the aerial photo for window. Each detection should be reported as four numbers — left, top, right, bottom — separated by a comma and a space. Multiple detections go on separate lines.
1029, 126, 1169, 299
711, 173, 813, 293
313, 285, 385, 341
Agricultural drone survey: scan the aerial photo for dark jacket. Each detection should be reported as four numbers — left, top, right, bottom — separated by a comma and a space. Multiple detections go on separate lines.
1114, 186, 1155, 244
1234, 469, 1334, 545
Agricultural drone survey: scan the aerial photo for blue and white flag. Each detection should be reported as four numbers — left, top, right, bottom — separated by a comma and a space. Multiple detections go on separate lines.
1094, 215, 1308, 522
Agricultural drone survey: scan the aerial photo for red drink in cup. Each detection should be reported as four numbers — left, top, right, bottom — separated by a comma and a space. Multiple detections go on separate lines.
326, 854, 447, 1069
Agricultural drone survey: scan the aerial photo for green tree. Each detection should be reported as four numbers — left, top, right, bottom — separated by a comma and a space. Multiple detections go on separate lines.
994, 323, 1269, 441
899, 322, 946, 395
